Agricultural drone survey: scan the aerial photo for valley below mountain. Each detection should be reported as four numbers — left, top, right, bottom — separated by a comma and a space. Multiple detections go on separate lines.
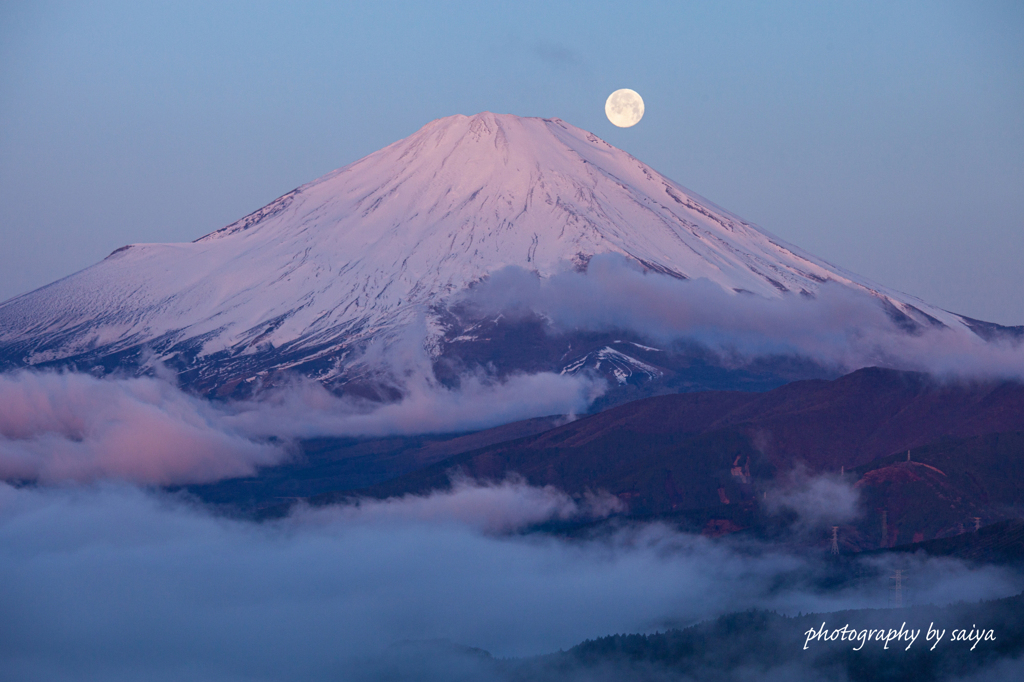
185, 366, 1024, 555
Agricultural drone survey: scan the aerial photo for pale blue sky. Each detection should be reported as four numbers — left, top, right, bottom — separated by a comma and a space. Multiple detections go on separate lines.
1, 0, 1022, 323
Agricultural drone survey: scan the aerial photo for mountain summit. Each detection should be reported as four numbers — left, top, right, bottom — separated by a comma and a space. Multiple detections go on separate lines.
0, 113, 995, 395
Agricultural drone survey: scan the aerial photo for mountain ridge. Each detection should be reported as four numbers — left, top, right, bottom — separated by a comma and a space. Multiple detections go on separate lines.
322, 367, 1024, 528
0, 112, 1005, 395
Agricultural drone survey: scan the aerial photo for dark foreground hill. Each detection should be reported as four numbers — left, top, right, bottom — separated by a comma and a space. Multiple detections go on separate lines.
540, 593, 1024, 682
340, 368, 1024, 501
352, 592, 1024, 682
180, 415, 565, 511
290, 367, 1024, 546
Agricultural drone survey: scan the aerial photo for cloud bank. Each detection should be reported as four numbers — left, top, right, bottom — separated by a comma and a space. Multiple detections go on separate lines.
0, 368, 601, 485
0, 482, 1019, 681
0, 370, 284, 485
458, 254, 1024, 379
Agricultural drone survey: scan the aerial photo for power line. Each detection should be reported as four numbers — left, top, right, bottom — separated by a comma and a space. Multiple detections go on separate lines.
890, 569, 904, 608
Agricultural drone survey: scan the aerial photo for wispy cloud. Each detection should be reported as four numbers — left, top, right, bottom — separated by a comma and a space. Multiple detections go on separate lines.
298, 474, 624, 534
220, 369, 603, 440
532, 40, 582, 68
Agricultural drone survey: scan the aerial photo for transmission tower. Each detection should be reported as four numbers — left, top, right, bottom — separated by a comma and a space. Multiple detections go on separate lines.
830, 526, 840, 555
880, 510, 888, 548
972, 517, 982, 532
890, 569, 904, 608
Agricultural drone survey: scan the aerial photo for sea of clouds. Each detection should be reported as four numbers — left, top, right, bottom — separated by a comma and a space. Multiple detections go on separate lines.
0, 363, 1021, 680
2, 479, 1020, 682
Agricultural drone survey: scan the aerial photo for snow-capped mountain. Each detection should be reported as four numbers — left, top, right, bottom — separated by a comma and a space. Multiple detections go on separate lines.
0, 113, 999, 395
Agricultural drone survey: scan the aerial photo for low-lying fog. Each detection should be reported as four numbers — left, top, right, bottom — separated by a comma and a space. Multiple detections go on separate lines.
1, 478, 1020, 681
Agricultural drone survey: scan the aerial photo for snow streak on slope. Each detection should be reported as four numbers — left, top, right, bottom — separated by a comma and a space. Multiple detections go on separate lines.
0, 113, 978, 390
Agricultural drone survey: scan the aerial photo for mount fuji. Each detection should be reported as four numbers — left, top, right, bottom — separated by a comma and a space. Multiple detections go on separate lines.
0, 113, 1010, 398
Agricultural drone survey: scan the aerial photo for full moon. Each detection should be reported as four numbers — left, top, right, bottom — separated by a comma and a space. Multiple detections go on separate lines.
605, 89, 644, 127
